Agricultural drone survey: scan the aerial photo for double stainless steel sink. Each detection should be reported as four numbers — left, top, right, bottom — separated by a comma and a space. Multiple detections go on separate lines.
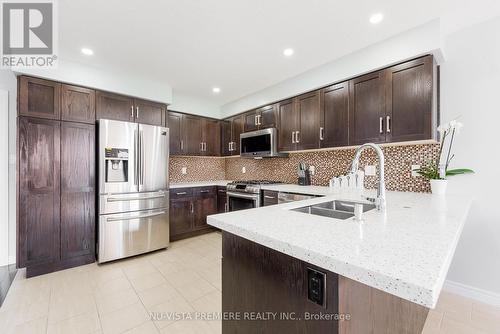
291, 200, 376, 220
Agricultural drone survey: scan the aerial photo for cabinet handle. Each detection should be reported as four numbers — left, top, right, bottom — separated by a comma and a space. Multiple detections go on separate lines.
180, 140, 184, 151
255, 115, 258, 126
136, 106, 139, 119
386, 116, 391, 133
176, 192, 187, 195
320, 127, 324, 141
264, 195, 276, 199
228, 142, 232, 152
190, 202, 194, 213
200, 142, 203, 151
200, 190, 210, 193
224, 203, 228, 212
291, 131, 295, 144
130, 105, 134, 118
379, 117, 384, 134
257, 114, 261, 125
218, 189, 226, 193
296, 131, 300, 143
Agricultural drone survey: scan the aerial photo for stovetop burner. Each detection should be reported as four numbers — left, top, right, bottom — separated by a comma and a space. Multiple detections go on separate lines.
230, 180, 283, 185
227, 180, 283, 194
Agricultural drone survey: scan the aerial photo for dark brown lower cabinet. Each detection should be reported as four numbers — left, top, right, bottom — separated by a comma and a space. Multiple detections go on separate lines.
169, 186, 217, 241
217, 186, 227, 213
262, 190, 278, 206
18, 117, 96, 277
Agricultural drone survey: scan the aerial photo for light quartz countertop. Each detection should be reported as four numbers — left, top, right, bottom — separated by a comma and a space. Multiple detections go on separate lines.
207, 188, 472, 308
169, 180, 232, 189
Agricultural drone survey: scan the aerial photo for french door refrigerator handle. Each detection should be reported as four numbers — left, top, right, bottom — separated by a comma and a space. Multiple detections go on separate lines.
140, 130, 145, 186
106, 210, 166, 222
134, 129, 139, 185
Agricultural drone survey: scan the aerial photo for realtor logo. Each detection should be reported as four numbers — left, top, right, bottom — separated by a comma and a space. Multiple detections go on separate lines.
1, 0, 57, 68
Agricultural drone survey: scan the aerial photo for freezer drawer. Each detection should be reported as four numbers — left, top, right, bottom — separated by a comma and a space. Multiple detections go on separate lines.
99, 190, 169, 215
98, 208, 169, 263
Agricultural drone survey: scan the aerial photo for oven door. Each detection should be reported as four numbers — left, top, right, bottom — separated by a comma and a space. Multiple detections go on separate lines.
227, 192, 260, 212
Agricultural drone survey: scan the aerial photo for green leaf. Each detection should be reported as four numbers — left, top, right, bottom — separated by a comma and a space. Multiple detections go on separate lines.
446, 168, 475, 176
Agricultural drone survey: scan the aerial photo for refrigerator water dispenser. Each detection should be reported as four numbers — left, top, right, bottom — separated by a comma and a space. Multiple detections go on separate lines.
105, 148, 129, 183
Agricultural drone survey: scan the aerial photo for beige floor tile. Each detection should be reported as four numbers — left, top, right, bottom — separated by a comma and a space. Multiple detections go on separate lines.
206, 318, 222, 334
138, 283, 180, 308
95, 288, 140, 315
440, 314, 490, 334
422, 309, 443, 334
177, 278, 217, 302
48, 292, 97, 324
156, 262, 187, 277
129, 272, 167, 292
123, 262, 159, 280
47, 310, 101, 334
191, 290, 221, 314
8, 316, 47, 334
435, 291, 473, 322
94, 276, 133, 297
164, 269, 202, 288
470, 306, 500, 333
122, 321, 160, 334
149, 295, 194, 329
90, 266, 126, 286
100, 302, 149, 334
160, 319, 214, 334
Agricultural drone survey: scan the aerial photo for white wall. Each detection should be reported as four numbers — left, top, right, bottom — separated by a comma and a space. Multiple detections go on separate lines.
0, 69, 17, 266
221, 20, 444, 117
15, 59, 173, 104
0, 90, 8, 266
169, 91, 221, 118
440, 16, 500, 296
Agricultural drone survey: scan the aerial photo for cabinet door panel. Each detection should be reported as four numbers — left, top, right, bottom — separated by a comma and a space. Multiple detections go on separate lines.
221, 120, 232, 156
385, 56, 434, 142
18, 117, 60, 268
278, 99, 297, 152
217, 187, 227, 213
258, 104, 278, 129
96, 91, 134, 122
19, 76, 61, 120
61, 85, 95, 124
203, 119, 221, 156
244, 111, 258, 132
134, 99, 165, 126
169, 198, 193, 237
321, 82, 349, 148
183, 115, 203, 155
349, 72, 386, 145
231, 115, 244, 155
193, 193, 217, 229
296, 91, 320, 150
168, 112, 183, 155
60, 122, 95, 261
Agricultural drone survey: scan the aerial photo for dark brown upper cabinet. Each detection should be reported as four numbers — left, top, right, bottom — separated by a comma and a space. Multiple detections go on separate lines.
349, 71, 387, 145
18, 117, 61, 270
222, 115, 244, 156
133, 98, 166, 127
183, 114, 203, 155
96, 91, 134, 122
278, 98, 298, 152
60, 122, 95, 262
295, 91, 321, 150
278, 92, 320, 152
243, 104, 278, 132
19, 76, 61, 120
320, 81, 349, 148
202, 119, 221, 156
61, 84, 95, 124
384, 55, 434, 142
168, 111, 184, 155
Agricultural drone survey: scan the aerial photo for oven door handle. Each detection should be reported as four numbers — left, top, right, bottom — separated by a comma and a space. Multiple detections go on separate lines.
227, 192, 259, 200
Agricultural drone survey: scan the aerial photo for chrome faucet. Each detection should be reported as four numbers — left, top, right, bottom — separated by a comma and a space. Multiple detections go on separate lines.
349, 143, 386, 210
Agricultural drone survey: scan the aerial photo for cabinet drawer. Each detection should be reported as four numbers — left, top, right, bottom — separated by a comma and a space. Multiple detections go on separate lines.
194, 186, 216, 196
262, 190, 279, 206
170, 188, 193, 199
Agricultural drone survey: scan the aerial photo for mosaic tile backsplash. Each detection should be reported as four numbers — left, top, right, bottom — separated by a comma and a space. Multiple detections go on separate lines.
170, 143, 440, 192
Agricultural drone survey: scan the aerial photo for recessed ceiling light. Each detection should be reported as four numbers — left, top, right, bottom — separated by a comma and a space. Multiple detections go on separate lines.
81, 48, 94, 55
369, 13, 384, 24
212, 87, 221, 94
283, 48, 294, 57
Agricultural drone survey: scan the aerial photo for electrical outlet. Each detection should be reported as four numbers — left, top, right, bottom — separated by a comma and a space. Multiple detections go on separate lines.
411, 165, 421, 177
309, 165, 316, 176
242, 166, 246, 174
364, 165, 376, 176
181, 167, 187, 175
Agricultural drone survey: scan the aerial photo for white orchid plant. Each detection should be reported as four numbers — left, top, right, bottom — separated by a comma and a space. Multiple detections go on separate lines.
417, 120, 474, 180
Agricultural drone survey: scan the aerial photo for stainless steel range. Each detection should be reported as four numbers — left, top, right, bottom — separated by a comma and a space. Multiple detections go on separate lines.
226, 180, 282, 212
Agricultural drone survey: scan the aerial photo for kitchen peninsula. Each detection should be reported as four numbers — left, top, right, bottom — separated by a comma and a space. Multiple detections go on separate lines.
208, 188, 472, 333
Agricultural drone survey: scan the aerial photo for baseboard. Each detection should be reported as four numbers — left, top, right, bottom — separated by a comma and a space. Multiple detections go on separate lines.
444, 280, 500, 307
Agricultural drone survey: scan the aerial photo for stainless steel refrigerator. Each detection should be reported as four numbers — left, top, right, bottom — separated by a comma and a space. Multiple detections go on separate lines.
97, 119, 169, 263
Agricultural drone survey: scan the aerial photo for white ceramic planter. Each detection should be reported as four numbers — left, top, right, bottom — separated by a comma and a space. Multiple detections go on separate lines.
430, 179, 448, 195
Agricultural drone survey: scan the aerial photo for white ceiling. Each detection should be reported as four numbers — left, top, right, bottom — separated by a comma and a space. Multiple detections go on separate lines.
58, 0, 498, 106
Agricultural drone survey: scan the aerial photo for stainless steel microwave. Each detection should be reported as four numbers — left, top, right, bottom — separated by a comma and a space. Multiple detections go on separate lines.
240, 128, 287, 158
